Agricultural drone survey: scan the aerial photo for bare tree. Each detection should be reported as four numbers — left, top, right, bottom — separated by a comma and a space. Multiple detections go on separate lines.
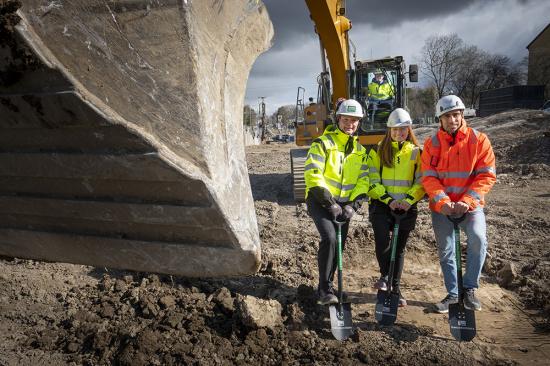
482, 54, 515, 90
420, 34, 464, 99
452, 49, 523, 108
451, 45, 487, 107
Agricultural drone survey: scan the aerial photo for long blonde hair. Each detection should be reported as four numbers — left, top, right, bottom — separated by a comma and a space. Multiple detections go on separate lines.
377, 126, 420, 168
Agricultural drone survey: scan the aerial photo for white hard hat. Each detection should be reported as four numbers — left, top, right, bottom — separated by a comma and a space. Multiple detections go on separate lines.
336, 99, 364, 118
387, 108, 412, 127
436, 95, 465, 117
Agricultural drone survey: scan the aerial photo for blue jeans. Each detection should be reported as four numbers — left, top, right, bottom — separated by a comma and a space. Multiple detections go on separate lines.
431, 209, 488, 297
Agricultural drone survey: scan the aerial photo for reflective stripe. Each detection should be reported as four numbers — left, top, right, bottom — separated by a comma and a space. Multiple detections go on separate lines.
304, 162, 323, 171
439, 171, 471, 179
422, 169, 438, 177
473, 166, 495, 175
431, 133, 440, 147
382, 179, 412, 187
415, 171, 422, 179
325, 177, 342, 189
359, 172, 369, 179
308, 153, 325, 164
445, 186, 467, 194
334, 195, 351, 203
325, 134, 335, 147
342, 183, 356, 191
467, 189, 481, 200
370, 178, 381, 184
325, 177, 356, 192
470, 128, 479, 144
360, 164, 368, 170
389, 193, 407, 200
369, 167, 379, 173
410, 148, 419, 161
432, 192, 448, 203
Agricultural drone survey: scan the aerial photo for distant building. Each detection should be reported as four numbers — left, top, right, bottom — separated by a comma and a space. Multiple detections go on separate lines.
527, 23, 550, 99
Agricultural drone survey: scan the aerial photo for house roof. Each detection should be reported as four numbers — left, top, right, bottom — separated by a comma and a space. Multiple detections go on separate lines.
527, 23, 550, 49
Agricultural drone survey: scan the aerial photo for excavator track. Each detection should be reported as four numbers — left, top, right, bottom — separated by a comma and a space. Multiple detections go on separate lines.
290, 148, 308, 203
0, 0, 273, 277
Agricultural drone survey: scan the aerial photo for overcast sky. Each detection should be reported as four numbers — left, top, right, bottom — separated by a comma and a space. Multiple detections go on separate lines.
244, 0, 550, 114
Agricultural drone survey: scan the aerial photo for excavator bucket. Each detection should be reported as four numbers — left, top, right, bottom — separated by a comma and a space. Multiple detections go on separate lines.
0, 0, 273, 277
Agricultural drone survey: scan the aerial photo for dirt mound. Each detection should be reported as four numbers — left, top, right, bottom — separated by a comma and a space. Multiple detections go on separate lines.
0, 262, 516, 365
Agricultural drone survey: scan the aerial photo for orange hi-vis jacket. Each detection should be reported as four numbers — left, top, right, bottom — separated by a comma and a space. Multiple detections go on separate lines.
421, 120, 496, 213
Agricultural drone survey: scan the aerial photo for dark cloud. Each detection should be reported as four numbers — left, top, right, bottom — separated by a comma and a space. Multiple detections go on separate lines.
261, 0, 313, 50
250, 0, 549, 113
262, 0, 494, 50
345, 0, 483, 27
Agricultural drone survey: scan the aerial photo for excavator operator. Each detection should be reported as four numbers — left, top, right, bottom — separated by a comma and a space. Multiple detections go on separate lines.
367, 70, 394, 101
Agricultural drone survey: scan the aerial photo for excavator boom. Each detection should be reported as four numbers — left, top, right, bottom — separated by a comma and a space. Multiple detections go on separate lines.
304, 0, 352, 104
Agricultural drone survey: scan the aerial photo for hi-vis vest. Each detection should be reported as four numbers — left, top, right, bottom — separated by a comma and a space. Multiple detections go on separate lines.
368, 81, 394, 100
420, 122, 496, 213
304, 125, 369, 203
366, 141, 425, 205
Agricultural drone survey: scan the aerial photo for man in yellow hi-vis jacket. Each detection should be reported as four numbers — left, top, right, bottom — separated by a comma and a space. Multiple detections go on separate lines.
304, 99, 369, 305
368, 70, 394, 100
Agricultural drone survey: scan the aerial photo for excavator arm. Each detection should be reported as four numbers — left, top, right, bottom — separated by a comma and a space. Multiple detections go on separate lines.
304, 0, 352, 105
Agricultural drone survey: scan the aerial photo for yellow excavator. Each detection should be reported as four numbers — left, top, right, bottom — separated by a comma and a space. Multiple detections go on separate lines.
291, 0, 418, 202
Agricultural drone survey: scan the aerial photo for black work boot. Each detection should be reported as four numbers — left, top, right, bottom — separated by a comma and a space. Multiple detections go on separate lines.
317, 287, 338, 305
373, 276, 388, 291
435, 294, 458, 313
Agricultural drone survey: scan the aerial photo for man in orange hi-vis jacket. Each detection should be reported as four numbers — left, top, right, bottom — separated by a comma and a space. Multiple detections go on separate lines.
421, 95, 496, 314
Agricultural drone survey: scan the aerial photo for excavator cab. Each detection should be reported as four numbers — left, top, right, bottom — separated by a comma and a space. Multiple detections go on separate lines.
354, 56, 416, 133
359, 69, 397, 131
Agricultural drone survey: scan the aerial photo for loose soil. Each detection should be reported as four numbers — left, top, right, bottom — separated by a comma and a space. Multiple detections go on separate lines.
1, 109, 549, 365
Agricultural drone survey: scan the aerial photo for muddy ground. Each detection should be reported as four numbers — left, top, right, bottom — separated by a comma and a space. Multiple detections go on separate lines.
1, 109, 549, 365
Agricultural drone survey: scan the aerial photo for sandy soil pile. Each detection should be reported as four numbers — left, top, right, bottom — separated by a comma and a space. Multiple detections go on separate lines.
1, 109, 549, 365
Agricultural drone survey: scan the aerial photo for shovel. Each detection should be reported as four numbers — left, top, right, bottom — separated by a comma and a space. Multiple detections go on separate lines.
447, 214, 476, 342
375, 209, 407, 325
329, 219, 353, 341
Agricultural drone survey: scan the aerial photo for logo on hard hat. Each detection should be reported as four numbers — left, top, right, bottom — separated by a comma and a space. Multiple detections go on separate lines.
346, 106, 356, 112
440, 101, 460, 112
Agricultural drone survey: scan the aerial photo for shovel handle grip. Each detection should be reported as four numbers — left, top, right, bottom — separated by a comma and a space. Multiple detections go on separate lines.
447, 214, 466, 225
390, 209, 407, 221
333, 220, 346, 227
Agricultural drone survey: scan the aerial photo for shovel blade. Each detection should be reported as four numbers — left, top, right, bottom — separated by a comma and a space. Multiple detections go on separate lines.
375, 290, 399, 325
329, 303, 353, 341
449, 302, 476, 341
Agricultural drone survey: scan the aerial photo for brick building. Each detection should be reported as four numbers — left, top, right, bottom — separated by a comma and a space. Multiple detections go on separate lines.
527, 23, 550, 99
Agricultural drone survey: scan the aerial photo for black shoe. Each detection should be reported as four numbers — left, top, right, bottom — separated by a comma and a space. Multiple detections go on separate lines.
463, 288, 481, 311
328, 284, 349, 303
317, 288, 338, 305
373, 276, 388, 291
435, 294, 458, 313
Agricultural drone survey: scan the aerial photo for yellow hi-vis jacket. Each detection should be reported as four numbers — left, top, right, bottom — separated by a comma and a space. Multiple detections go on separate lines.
304, 125, 369, 203
366, 141, 425, 205
368, 81, 394, 100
